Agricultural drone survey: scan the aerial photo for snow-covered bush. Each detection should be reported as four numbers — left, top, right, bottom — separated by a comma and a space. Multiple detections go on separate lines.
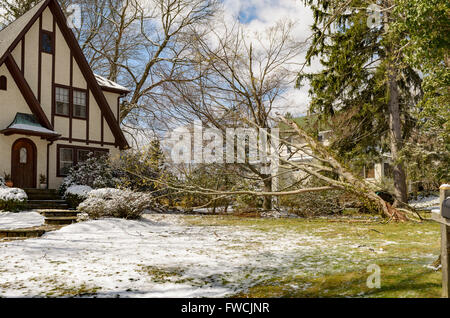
0, 177, 5, 188
78, 188, 153, 220
59, 154, 119, 195
0, 188, 27, 212
64, 185, 93, 209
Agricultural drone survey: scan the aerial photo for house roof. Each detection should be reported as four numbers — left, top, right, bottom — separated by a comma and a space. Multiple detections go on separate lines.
0, 0, 48, 65
95, 74, 130, 94
0, 1, 130, 95
0, 113, 60, 140
0, 0, 130, 149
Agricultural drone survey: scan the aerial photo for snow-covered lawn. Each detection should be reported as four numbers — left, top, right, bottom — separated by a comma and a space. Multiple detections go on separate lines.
0, 211, 44, 230
0, 213, 440, 298
409, 195, 440, 210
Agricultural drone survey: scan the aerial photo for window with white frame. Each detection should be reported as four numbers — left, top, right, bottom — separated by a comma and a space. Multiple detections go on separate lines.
55, 87, 70, 116
59, 148, 73, 176
73, 90, 87, 118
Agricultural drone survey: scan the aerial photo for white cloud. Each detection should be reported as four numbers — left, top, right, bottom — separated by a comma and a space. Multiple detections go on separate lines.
221, 0, 318, 117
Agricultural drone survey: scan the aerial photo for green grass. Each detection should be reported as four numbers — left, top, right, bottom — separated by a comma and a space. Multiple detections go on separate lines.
1, 214, 441, 298
183, 215, 442, 298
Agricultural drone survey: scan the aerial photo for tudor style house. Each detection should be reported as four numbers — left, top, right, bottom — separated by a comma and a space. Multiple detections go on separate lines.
0, 0, 129, 190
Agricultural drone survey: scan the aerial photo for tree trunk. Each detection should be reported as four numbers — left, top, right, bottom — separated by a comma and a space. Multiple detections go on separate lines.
262, 177, 272, 210
281, 116, 408, 221
387, 63, 408, 205
384, 0, 408, 206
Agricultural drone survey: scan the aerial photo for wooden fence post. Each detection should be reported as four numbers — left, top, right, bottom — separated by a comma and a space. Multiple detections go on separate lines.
441, 185, 450, 298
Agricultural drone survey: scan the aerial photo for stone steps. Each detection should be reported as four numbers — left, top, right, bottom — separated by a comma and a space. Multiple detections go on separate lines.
24, 189, 69, 209
40, 210, 79, 218
38, 209, 80, 226
44, 217, 78, 225
26, 194, 62, 201
0, 228, 46, 238
27, 200, 70, 210
24, 189, 68, 209
0, 209, 79, 239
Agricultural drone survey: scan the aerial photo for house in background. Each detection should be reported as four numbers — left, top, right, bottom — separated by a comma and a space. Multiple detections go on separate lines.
276, 115, 395, 191
0, 0, 129, 189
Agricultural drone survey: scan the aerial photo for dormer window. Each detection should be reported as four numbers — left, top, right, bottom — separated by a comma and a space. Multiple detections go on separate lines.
0, 76, 6, 90
41, 31, 53, 54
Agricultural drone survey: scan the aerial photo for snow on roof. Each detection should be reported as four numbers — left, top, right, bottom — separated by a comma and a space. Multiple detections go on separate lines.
8, 123, 59, 135
0, 1, 47, 62
94, 74, 130, 93
3, 113, 59, 135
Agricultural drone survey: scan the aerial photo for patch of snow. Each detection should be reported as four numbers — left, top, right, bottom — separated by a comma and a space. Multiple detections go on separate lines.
260, 210, 299, 218
409, 195, 440, 209
0, 211, 44, 229
94, 74, 129, 92
65, 185, 93, 198
0, 214, 437, 298
88, 188, 124, 199
8, 124, 59, 135
424, 264, 441, 271
0, 214, 331, 297
0, 188, 27, 202
431, 208, 440, 214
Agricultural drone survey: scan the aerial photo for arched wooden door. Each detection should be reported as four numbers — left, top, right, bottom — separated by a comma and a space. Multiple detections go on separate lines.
11, 138, 37, 189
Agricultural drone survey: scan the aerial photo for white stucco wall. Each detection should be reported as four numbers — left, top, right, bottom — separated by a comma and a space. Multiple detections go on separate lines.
0, 5, 125, 189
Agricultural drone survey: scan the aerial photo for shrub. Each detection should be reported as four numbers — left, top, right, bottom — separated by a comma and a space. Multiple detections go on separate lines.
0, 188, 27, 212
234, 194, 263, 212
279, 178, 362, 217
64, 185, 93, 209
78, 188, 153, 220
59, 154, 119, 195
0, 177, 5, 188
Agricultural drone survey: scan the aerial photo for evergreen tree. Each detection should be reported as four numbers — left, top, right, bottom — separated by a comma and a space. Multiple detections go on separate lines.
298, 0, 422, 204
394, 0, 450, 185
1, 0, 41, 22
148, 139, 165, 174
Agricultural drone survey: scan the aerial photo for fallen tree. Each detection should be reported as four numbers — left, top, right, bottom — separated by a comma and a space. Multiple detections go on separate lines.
278, 116, 409, 221
118, 115, 420, 222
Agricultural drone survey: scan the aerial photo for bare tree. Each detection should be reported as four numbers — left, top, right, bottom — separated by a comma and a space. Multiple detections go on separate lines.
163, 18, 305, 210
69, 0, 219, 134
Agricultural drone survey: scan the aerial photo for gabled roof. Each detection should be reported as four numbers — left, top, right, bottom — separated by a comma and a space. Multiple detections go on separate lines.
0, 0, 130, 149
0, 0, 49, 66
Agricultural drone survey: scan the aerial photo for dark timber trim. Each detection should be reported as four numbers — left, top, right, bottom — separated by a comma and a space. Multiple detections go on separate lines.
0, 128, 60, 141
48, 0, 129, 149
38, 16, 42, 102
0, 0, 128, 149
4, 54, 53, 130
69, 52, 73, 143
21, 38, 25, 73
51, 17, 56, 127
58, 137, 116, 146
56, 144, 109, 177
0, 0, 51, 66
